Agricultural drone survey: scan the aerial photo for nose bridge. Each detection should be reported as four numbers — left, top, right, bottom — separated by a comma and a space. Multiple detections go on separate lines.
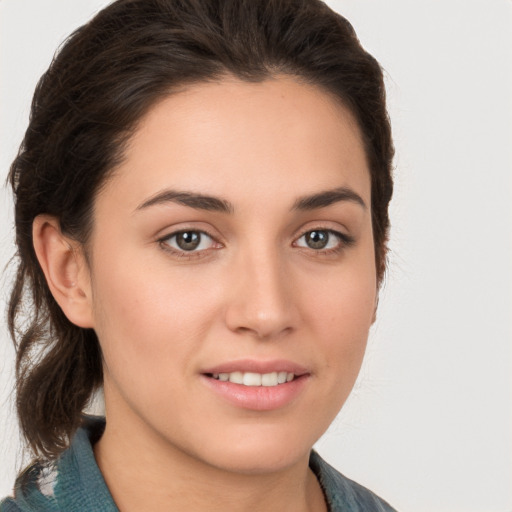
225, 240, 296, 339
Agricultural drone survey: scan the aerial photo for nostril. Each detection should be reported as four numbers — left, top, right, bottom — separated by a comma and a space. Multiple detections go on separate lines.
224, 265, 298, 338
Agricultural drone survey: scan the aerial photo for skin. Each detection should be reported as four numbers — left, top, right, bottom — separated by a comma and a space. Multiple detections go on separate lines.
34, 75, 377, 511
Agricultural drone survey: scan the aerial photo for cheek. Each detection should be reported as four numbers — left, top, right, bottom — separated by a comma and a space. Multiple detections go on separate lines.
287, 260, 376, 443
90, 250, 222, 368
302, 255, 376, 376
313, 286, 374, 371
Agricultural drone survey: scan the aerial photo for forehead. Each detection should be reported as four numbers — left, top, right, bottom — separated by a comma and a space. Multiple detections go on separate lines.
99, 76, 370, 212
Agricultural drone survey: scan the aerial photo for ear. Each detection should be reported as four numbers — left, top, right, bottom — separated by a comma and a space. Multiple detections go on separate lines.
371, 294, 379, 325
32, 215, 95, 328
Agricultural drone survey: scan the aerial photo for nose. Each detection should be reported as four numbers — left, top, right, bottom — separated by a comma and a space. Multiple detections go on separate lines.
224, 248, 298, 340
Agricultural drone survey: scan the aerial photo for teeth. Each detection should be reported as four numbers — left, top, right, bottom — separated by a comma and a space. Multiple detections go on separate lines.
229, 371, 244, 384
211, 371, 295, 386
261, 372, 278, 386
243, 372, 261, 386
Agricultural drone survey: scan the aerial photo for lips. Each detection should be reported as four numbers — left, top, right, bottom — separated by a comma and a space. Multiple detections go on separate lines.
202, 359, 309, 376
210, 371, 294, 386
201, 360, 310, 411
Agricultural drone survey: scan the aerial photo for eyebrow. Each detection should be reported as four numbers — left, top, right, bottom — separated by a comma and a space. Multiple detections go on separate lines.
293, 187, 367, 211
135, 190, 234, 213
135, 185, 366, 214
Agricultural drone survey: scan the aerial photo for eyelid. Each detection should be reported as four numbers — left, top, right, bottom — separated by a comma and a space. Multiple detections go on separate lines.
292, 226, 355, 252
158, 227, 223, 258
154, 220, 224, 245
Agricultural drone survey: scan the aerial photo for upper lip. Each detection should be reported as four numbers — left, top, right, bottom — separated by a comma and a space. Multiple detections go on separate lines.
201, 359, 310, 376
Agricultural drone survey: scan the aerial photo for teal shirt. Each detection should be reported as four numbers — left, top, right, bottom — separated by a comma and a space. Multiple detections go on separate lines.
1, 417, 397, 511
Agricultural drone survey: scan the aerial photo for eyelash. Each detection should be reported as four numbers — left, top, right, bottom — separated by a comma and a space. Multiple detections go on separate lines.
293, 228, 355, 255
158, 227, 355, 259
159, 229, 220, 260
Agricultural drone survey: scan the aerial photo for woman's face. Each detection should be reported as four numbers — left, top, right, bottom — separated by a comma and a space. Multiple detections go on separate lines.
86, 76, 376, 473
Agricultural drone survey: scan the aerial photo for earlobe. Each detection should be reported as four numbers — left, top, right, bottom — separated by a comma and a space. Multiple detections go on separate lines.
32, 215, 95, 328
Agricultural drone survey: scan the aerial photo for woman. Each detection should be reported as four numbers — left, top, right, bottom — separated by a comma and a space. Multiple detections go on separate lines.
1, 0, 395, 510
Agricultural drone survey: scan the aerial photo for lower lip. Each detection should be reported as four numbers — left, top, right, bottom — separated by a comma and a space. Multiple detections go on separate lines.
201, 375, 309, 411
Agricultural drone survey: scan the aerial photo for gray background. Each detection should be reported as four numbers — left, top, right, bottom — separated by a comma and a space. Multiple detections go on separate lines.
1, 1, 511, 510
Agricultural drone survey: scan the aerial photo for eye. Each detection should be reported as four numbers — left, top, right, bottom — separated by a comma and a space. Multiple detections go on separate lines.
294, 229, 350, 251
161, 230, 216, 253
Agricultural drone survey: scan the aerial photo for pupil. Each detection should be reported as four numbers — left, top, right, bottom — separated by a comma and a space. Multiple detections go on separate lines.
306, 230, 328, 249
176, 232, 200, 251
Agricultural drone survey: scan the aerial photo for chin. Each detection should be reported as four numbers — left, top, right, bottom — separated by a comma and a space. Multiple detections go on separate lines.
183, 424, 320, 475
206, 446, 309, 475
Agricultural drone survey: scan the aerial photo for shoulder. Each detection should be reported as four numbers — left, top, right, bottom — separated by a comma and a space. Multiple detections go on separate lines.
0, 460, 60, 512
309, 451, 398, 512
0, 498, 21, 512
0, 416, 116, 512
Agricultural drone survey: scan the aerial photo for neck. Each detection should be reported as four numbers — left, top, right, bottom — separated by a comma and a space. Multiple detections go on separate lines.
93, 412, 327, 512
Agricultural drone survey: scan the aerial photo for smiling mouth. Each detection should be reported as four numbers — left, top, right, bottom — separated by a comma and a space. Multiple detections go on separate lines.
206, 371, 296, 387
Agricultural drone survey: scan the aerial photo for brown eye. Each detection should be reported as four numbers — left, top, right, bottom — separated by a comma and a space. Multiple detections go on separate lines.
162, 231, 215, 252
295, 229, 352, 252
176, 231, 201, 251
304, 230, 329, 249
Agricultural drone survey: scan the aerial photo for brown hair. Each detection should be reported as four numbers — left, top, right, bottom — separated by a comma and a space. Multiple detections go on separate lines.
8, 0, 393, 459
